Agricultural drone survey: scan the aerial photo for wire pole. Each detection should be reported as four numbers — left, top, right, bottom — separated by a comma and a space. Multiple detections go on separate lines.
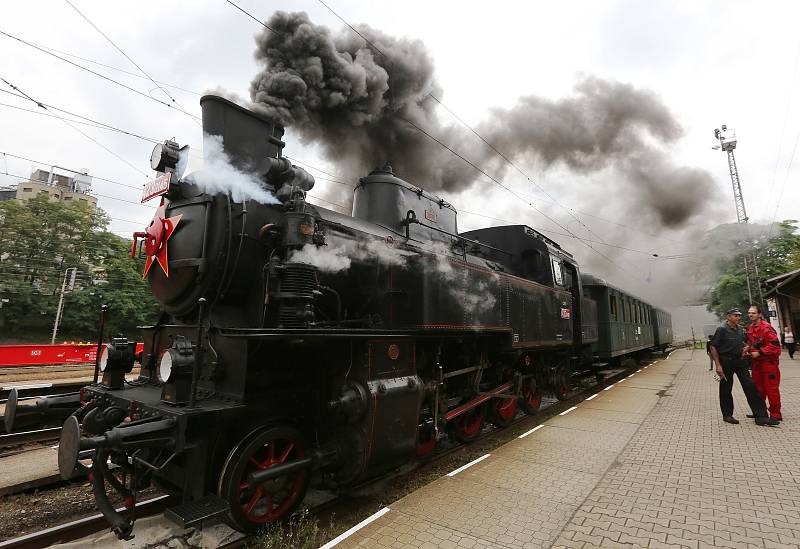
713, 125, 763, 306
51, 267, 76, 344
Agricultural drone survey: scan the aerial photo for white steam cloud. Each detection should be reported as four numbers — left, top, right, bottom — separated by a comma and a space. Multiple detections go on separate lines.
289, 238, 414, 272
425, 241, 500, 315
290, 244, 352, 273
186, 134, 279, 204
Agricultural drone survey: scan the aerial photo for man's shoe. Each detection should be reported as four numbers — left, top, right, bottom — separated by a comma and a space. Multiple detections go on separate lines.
755, 417, 780, 426
746, 414, 755, 418
723, 416, 740, 424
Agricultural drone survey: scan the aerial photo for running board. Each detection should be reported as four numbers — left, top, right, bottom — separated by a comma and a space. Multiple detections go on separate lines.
164, 495, 229, 528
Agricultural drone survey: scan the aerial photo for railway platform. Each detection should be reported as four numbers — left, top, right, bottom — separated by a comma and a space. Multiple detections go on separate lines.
330, 348, 800, 549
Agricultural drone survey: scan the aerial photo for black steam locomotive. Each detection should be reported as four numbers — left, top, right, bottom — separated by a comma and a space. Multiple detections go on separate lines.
49, 95, 672, 539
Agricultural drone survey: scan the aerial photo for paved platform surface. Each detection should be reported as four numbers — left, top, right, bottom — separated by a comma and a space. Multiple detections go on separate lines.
334, 349, 800, 548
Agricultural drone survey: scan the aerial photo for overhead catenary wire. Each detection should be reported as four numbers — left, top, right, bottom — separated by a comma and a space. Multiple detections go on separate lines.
63, 0, 200, 127
5, 7, 683, 255
765, 116, 800, 241
314, 0, 617, 249
0, 99, 160, 143
0, 29, 201, 121
224, 0, 283, 34
1, 151, 144, 191
3, 15, 692, 275
0, 77, 150, 179
1, 36, 201, 96
1, 100, 694, 264
0, 90, 204, 161
760, 37, 800, 223
0, 170, 153, 207
226, 0, 645, 284
424, 92, 612, 247
457, 209, 700, 263
396, 114, 642, 282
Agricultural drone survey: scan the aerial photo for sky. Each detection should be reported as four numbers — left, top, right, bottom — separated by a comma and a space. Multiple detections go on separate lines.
1, 0, 799, 336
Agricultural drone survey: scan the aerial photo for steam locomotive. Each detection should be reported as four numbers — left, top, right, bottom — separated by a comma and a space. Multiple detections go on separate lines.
46, 95, 672, 539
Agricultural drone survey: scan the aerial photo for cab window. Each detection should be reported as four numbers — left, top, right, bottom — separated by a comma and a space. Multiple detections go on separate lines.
551, 258, 564, 286
522, 249, 549, 285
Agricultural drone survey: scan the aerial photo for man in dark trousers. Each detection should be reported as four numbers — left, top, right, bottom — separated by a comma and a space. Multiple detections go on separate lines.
708, 308, 778, 426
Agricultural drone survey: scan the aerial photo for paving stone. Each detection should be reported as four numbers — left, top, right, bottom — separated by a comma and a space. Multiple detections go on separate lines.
332, 349, 800, 549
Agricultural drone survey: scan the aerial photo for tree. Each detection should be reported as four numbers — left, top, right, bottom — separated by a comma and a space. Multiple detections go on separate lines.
0, 196, 157, 341
60, 232, 159, 338
706, 220, 800, 319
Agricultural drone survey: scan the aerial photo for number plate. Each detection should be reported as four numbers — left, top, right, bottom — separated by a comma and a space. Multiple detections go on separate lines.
142, 172, 171, 202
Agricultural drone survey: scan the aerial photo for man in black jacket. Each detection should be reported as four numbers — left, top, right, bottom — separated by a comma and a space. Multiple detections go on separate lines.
708, 308, 778, 426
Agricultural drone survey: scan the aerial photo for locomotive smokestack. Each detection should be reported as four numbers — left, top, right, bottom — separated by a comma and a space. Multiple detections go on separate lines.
200, 94, 286, 175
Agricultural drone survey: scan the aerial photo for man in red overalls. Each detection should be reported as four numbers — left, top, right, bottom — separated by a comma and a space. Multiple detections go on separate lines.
745, 305, 782, 422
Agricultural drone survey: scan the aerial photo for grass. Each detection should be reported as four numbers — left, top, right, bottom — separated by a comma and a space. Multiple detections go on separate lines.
247, 511, 333, 549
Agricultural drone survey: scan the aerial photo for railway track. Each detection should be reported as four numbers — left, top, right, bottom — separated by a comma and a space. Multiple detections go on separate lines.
0, 427, 61, 452
0, 355, 660, 548
0, 495, 174, 549
0, 383, 86, 404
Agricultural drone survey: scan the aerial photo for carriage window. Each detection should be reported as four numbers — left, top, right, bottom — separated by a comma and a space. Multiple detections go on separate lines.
551, 258, 564, 286
610, 295, 617, 320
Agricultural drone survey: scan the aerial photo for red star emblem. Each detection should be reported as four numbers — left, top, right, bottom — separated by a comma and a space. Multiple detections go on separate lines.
142, 198, 182, 277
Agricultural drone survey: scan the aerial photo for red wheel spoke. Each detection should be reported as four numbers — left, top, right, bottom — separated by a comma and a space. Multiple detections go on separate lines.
243, 487, 263, 515
277, 442, 294, 464
226, 429, 308, 528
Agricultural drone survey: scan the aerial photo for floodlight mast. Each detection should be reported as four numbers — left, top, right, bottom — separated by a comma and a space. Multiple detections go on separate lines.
713, 125, 763, 305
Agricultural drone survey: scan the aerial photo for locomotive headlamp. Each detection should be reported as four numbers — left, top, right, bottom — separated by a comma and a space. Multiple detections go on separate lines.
158, 351, 173, 383
159, 336, 195, 405
98, 346, 109, 372
100, 336, 136, 390
150, 140, 181, 173
150, 140, 190, 180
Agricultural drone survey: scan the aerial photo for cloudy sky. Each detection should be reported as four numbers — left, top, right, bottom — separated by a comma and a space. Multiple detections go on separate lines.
1, 0, 798, 333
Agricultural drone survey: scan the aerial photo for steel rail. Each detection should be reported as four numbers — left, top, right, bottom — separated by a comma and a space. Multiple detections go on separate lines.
0, 426, 61, 449
0, 495, 174, 549
0, 353, 662, 548
0, 382, 87, 402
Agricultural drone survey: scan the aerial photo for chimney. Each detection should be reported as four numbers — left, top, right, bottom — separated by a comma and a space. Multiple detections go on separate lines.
199, 95, 285, 176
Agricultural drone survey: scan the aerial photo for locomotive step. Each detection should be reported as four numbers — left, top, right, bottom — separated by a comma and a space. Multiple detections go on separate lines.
163, 495, 229, 528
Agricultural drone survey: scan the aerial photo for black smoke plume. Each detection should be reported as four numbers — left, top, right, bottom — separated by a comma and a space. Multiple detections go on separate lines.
250, 11, 717, 228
